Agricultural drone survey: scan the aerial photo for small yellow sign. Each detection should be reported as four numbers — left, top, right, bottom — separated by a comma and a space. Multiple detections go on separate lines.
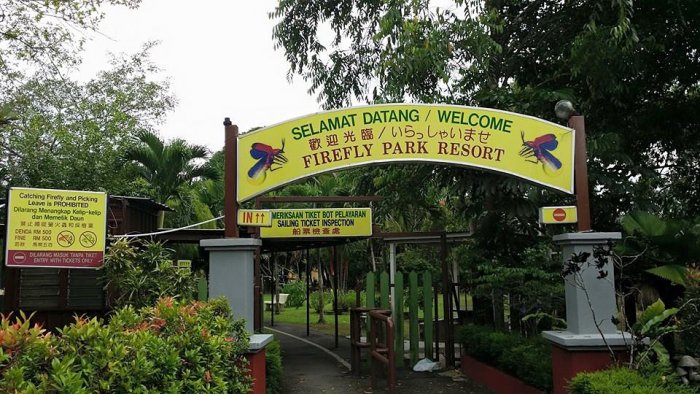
539, 206, 578, 224
5, 187, 107, 268
260, 208, 372, 238
176, 260, 192, 272
238, 209, 273, 227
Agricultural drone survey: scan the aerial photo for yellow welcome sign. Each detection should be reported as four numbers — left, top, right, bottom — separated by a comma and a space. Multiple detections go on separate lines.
237, 104, 574, 202
260, 208, 372, 238
5, 187, 107, 268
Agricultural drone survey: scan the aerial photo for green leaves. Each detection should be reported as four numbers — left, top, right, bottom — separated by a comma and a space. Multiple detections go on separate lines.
103, 239, 199, 309
622, 211, 667, 237
0, 298, 252, 392
645, 265, 689, 287
1, 43, 175, 193
634, 299, 679, 339
125, 130, 218, 205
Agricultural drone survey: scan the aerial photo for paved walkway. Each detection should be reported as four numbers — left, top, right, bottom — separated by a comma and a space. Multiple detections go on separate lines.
266, 323, 491, 394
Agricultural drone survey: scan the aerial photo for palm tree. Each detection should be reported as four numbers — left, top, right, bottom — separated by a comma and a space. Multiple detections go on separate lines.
125, 130, 218, 205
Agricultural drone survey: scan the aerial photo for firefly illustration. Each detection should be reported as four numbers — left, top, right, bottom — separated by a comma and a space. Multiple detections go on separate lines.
248, 140, 287, 183
519, 132, 562, 171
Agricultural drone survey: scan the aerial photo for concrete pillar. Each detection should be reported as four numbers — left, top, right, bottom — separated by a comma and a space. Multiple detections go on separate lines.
201, 238, 262, 333
543, 232, 631, 394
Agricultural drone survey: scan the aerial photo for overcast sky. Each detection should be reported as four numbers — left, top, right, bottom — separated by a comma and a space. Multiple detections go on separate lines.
78, 1, 322, 152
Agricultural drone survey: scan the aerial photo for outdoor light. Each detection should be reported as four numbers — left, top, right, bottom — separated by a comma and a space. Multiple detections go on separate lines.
555, 100, 576, 120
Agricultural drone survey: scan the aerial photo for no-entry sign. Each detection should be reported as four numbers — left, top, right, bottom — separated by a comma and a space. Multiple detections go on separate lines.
539, 206, 578, 224
5, 187, 107, 269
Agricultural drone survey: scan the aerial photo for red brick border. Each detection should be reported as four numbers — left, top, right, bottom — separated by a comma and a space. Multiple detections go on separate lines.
461, 355, 543, 394
245, 349, 267, 394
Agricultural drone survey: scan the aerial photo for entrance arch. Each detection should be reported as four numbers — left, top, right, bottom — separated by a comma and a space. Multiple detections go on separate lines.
235, 104, 575, 202
208, 103, 620, 393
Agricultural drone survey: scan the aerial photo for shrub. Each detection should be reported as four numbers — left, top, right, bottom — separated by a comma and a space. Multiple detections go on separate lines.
677, 286, 700, 356
281, 281, 306, 309
459, 324, 552, 391
0, 298, 252, 392
265, 339, 283, 394
569, 367, 695, 394
104, 239, 198, 308
310, 291, 331, 313
333, 290, 353, 311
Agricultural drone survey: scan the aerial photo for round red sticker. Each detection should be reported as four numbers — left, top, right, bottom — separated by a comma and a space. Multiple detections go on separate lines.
553, 208, 567, 222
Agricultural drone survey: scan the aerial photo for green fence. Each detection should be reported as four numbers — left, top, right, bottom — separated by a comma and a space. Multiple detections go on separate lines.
365, 270, 434, 366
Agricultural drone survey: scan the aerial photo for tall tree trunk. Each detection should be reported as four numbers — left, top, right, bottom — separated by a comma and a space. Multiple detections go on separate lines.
369, 239, 377, 272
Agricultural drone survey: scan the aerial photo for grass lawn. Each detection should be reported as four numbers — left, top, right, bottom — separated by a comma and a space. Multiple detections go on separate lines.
264, 302, 352, 337
263, 291, 472, 338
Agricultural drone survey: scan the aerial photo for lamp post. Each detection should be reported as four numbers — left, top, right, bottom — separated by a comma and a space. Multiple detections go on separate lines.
555, 100, 591, 232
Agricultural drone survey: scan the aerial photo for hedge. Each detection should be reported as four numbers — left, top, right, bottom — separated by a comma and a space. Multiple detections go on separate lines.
0, 297, 252, 393
458, 324, 552, 391
569, 367, 696, 394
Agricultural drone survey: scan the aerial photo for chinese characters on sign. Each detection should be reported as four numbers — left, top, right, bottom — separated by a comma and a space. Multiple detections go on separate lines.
237, 104, 575, 202
260, 208, 372, 238
5, 188, 108, 268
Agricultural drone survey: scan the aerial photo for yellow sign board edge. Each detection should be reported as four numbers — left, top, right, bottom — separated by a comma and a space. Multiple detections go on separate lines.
236, 103, 575, 203
238, 157, 574, 203
238, 103, 572, 139
4, 187, 109, 270
538, 205, 578, 224
260, 207, 373, 239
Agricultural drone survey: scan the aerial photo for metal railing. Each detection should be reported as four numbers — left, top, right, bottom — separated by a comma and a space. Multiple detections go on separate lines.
369, 309, 396, 393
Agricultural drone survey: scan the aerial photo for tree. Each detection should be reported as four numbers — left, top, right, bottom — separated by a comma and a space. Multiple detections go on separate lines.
124, 130, 219, 205
271, 0, 700, 229
0, 44, 175, 192
0, 0, 141, 77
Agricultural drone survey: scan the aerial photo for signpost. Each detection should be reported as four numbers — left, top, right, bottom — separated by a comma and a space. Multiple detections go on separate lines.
5, 187, 107, 269
237, 104, 575, 202
539, 206, 578, 224
260, 208, 372, 238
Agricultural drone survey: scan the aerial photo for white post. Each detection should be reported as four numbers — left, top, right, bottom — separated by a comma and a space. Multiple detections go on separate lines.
543, 232, 629, 347
201, 238, 262, 333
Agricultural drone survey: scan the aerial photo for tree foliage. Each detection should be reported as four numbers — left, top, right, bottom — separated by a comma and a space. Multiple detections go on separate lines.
272, 0, 700, 228
125, 130, 218, 204
0, 44, 175, 192
0, 0, 141, 75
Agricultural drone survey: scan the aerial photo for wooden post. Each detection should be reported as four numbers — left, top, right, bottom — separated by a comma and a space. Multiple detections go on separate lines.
423, 271, 433, 360
366, 272, 376, 308
570, 115, 592, 232
380, 271, 390, 309
409, 271, 419, 366
223, 118, 239, 238
394, 272, 404, 366
254, 198, 262, 331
